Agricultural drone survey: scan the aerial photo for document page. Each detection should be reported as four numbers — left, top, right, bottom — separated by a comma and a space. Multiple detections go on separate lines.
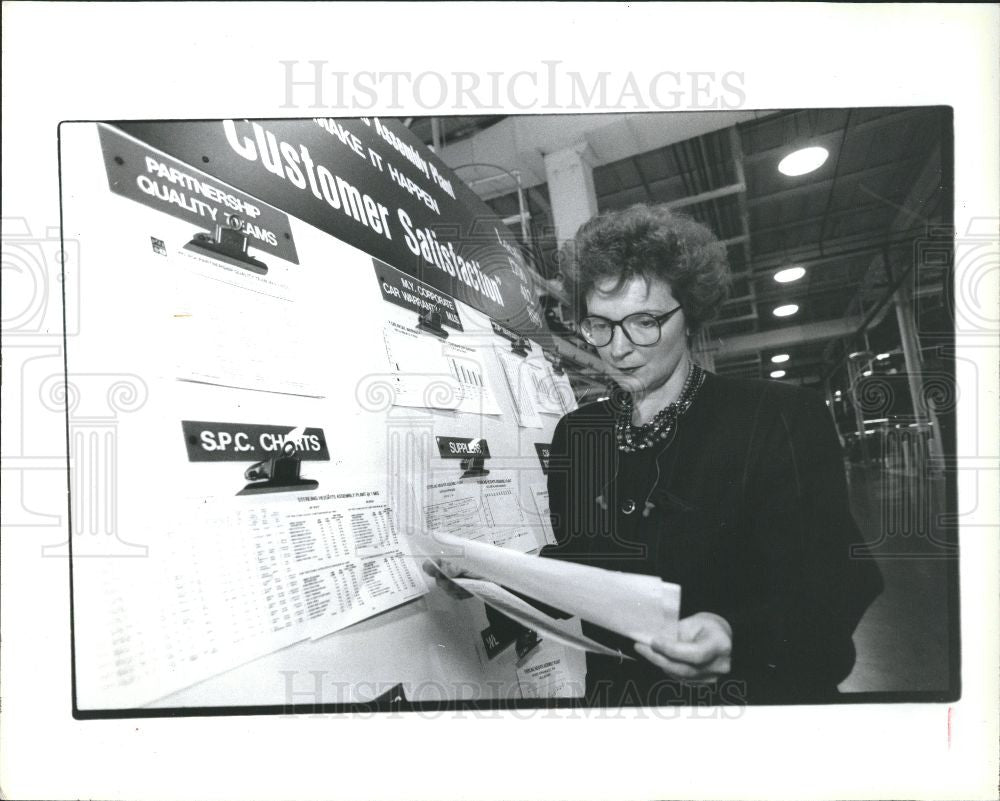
74, 483, 425, 708
493, 346, 544, 428
423, 472, 540, 553
529, 481, 557, 546
516, 640, 582, 699
168, 247, 326, 397
530, 358, 570, 416
73, 502, 304, 709
544, 362, 578, 414
382, 320, 502, 414
231, 490, 426, 640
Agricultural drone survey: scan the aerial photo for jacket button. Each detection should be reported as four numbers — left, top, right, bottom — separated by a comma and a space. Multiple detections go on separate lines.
621, 498, 637, 515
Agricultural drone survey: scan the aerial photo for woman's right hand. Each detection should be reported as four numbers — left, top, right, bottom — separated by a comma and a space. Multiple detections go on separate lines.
421, 558, 475, 600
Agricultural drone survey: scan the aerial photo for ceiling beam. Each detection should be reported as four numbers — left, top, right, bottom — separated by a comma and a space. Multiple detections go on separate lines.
745, 228, 925, 272
745, 281, 892, 309
818, 111, 851, 242
740, 107, 931, 166
631, 153, 655, 204
709, 317, 864, 357
663, 181, 745, 210
526, 185, 552, 216
727, 126, 758, 324
747, 155, 929, 208
708, 312, 760, 326
720, 234, 750, 249
750, 198, 893, 238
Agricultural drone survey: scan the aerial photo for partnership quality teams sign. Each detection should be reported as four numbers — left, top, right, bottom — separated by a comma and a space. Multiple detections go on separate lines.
114, 117, 543, 331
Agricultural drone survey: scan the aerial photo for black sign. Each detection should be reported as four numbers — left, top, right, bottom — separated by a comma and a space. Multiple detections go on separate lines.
374, 259, 463, 331
181, 421, 330, 462
99, 125, 299, 264
490, 319, 530, 348
112, 118, 543, 332
534, 443, 551, 475
435, 436, 491, 459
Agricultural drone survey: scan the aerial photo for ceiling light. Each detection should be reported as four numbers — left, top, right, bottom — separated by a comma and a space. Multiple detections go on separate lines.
769, 370, 786, 379
862, 369, 872, 377
771, 354, 790, 363
774, 266, 806, 283
773, 304, 799, 317
848, 351, 864, 359
876, 352, 890, 360
778, 146, 829, 176
834, 390, 842, 397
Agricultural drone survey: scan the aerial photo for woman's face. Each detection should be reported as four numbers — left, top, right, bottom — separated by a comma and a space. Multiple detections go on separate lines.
585, 275, 688, 395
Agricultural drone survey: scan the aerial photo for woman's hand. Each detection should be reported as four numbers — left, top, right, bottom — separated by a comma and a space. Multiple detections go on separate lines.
421, 558, 475, 600
634, 612, 732, 682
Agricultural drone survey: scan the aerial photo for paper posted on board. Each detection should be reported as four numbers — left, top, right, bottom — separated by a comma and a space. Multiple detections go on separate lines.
74, 480, 426, 708
493, 345, 544, 427
528, 481, 557, 546
168, 246, 327, 397
382, 320, 501, 414
423, 471, 541, 553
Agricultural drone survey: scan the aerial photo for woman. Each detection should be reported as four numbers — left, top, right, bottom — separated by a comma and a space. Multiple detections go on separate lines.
435, 204, 883, 705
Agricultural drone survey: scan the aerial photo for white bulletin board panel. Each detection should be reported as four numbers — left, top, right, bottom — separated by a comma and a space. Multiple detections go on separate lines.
60, 122, 583, 711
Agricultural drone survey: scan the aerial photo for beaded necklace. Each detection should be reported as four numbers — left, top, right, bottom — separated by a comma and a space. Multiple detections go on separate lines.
614, 362, 706, 452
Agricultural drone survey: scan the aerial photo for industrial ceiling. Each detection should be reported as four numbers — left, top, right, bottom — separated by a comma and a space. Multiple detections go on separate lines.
408, 109, 952, 398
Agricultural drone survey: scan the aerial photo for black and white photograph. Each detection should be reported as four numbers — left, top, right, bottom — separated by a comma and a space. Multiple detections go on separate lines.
1, 4, 997, 801
58, 108, 958, 714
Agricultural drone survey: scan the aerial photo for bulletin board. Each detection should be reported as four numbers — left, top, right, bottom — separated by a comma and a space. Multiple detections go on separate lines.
59, 118, 588, 714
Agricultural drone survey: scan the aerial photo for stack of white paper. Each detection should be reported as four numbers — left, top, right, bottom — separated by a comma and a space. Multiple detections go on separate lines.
415, 530, 681, 649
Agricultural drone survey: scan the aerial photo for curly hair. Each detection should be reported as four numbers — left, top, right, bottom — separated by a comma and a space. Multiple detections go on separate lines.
564, 204, 731, 334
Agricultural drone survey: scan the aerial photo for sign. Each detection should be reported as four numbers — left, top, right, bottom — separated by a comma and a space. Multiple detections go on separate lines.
113, 118, 544, 332
181, 421, 330, 462
99, 125, 299, 264
491, 319, 531, 347
374, 259, 463, 331
435, 436, 491, 460
534, 443, 551, 475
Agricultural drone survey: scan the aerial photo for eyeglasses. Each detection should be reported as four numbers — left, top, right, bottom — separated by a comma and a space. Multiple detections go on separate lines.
579, 306, 683, 348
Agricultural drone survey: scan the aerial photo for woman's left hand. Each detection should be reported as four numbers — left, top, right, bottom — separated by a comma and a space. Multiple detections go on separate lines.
634, 612, 733, 683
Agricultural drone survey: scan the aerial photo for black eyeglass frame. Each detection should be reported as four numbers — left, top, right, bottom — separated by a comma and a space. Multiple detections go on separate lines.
578, 306, 684, 347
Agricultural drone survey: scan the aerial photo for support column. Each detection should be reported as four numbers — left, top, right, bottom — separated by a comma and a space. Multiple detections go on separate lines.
691, 329, 716, 371
543, 142, 599, 244
823, 378, 845, 448
889, 256, 945, 470
846, 354, 871, 465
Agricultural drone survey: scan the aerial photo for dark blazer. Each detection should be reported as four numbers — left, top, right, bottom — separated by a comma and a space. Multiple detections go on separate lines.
540, 371, 884, 705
